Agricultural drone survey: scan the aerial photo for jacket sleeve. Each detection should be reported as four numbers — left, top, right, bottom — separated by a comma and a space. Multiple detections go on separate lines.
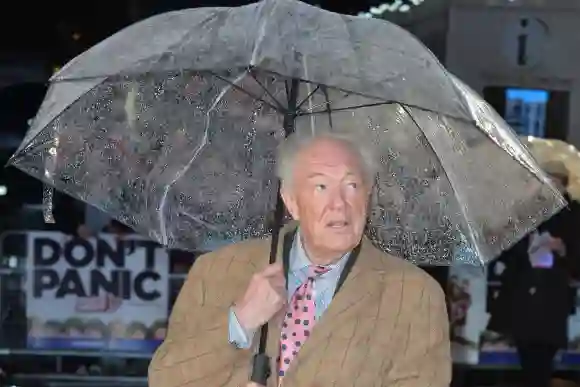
148, 250, 253, 387
383, 274, 452, 387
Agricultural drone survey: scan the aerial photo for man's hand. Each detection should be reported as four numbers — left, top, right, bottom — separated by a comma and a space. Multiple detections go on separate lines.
233, 263, 286, 332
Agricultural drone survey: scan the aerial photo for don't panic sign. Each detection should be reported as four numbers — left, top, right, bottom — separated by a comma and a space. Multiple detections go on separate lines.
31, 235, 163, 302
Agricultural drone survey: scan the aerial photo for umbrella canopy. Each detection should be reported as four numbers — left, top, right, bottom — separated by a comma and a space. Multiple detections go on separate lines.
9, 0, 564, 266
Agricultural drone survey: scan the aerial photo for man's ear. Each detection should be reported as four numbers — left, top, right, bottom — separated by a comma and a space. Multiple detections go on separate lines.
280, 186, 299, 221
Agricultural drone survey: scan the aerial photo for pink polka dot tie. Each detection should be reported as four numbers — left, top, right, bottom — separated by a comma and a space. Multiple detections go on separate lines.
278, 265, 331, 378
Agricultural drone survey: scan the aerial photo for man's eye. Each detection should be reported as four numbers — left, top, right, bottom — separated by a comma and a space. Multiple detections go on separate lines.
347, 182, 358, 189
315, 184, 326, 191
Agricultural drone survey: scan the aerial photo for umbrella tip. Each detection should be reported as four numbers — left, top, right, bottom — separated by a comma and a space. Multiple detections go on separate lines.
3, 155, 16, 169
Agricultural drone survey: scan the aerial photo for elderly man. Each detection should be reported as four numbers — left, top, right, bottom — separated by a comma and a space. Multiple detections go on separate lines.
148, 131, 451, 387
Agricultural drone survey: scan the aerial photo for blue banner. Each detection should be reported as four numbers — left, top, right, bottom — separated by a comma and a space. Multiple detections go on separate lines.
27, 337, 162, 353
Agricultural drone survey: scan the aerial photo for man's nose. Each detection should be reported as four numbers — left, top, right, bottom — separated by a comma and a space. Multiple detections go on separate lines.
329, 189, 346, 209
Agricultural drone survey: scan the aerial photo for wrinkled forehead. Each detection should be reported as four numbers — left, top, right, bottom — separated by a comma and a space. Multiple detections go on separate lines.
295, 137, 364, 176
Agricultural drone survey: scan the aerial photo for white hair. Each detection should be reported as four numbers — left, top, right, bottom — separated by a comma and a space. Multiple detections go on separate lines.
275, 126, 378, 189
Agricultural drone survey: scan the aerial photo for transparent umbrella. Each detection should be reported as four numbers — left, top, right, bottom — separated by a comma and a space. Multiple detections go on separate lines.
9, 0, 564, 269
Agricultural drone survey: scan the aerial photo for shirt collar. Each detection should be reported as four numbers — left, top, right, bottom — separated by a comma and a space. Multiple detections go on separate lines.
290, 229, 351, 274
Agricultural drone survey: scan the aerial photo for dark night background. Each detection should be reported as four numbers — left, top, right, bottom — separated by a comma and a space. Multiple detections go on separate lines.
0, 0, 386, 61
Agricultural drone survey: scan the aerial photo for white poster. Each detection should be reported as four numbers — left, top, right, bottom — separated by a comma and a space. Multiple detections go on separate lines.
447, 265, 488, 365
25, 231, 168, 352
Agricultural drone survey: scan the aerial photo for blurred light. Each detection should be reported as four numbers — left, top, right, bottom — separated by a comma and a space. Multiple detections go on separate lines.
358, 0, 427, 17
72, 32, 81, 41
53, 66, 61, 74
378, 3, 390, 12
8, 256, 18, 268
0, 186, 6, 196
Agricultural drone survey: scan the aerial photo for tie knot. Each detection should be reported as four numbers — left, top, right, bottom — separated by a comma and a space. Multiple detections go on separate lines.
309, 265, 330, 278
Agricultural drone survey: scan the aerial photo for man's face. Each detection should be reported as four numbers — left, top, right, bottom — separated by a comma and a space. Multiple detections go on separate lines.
110, 321, 125, 338
282, 138, 370, 264
130, 330, 146, 339
154, 327, 167, 340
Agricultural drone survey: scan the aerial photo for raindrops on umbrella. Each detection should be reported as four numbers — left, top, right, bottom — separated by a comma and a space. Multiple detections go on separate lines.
9, 0, 565, 266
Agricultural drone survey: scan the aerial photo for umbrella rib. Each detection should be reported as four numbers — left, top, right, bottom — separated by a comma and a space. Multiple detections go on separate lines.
298, 100, 478, 126
248, 69, 288, 113
209, 72, 284, 113
297, 101, 393, 115
296, 84, 321, 110
321, 85, 333, 128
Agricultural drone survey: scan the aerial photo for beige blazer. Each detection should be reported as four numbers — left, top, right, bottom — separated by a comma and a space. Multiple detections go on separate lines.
148, 225, 451, 387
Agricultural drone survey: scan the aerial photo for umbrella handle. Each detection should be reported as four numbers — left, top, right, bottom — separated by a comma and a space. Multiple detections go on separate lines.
249, 77, 299, 386
250, 353, 271, 386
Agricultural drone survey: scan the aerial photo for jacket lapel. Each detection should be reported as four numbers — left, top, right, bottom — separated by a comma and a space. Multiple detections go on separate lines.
281, 240, 388, 386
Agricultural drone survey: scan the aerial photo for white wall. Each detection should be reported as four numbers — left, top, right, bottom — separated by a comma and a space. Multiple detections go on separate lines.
445, 2, 580, 146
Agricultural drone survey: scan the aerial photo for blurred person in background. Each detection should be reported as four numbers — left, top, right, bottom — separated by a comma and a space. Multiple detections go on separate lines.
488, 160, 580, 387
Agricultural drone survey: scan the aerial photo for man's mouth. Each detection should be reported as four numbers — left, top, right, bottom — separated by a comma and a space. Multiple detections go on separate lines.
327, 221, 349, 228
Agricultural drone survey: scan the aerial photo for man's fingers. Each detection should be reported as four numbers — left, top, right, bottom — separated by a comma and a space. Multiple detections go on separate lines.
271, 280, 287, 295
261, 262, 284, 277
268, 270, 286, 284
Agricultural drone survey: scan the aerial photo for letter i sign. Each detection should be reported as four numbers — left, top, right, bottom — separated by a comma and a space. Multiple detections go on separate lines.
503, 16, 550, 69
